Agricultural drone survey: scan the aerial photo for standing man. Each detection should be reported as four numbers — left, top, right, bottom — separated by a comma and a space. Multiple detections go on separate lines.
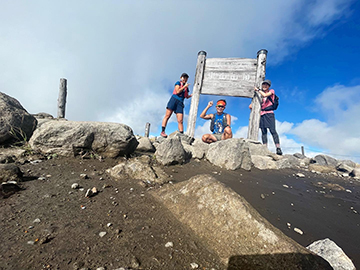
160, 73, 192, 138
200, 99, 232, 144
249, 80, 282, 155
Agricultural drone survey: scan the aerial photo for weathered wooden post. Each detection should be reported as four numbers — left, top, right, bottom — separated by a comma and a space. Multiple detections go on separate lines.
301, 146, 305, 156
57, 78, 67, 118
186, 51, 207, 138
145, 122, 150, 137
247, 49, 268, 140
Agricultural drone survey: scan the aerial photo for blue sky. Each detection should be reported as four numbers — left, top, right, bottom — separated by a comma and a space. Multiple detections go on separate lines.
1, 0, 360, 162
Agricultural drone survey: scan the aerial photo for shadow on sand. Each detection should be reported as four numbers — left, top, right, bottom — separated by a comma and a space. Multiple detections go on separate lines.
227, 252, 332, 270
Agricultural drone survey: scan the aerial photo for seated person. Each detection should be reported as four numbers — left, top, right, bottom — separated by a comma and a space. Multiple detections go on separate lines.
200, 99, 232, 144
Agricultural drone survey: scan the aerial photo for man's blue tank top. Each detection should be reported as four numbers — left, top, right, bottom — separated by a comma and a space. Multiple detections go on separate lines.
213, 113, 225, 134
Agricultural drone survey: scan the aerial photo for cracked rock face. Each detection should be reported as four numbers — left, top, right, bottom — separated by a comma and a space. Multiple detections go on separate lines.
0, 92, 38, 144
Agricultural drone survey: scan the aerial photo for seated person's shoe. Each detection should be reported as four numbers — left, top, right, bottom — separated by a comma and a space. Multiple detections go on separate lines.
276, 148, 283, 155
160, 131, 168, 138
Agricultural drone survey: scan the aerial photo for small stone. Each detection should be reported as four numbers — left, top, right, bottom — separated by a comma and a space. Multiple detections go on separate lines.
27, 240, 35, 245
287, 223, 291, 228
96, 267, 105, 270
85, 189, 93, 198
107, 223, 112, 227
71, 183, 79, 189
38, 177, 46, 181
296, 173, 305, 178
165, 241, 173, 248
190, 262, 199, 269
294, 227, 303, 235
33, 218, 41, 223
345, 189, 352, 193
260, 194, 265, 200
99, 231, 107, 238
91, 187, 98, 194
130, 256, 140, 268
30, 160, 42, 164
283, 184, 289, 188
80, 174, 89, 179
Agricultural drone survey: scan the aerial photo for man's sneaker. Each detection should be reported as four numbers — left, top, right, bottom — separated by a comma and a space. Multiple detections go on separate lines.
160, 131, 168, 138
276, 148, 283, 155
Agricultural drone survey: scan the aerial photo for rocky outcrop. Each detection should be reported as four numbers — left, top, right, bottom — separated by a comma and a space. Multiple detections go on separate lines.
0, 92, 37, 144
154, 136, 186, 165
350, 167, 360, 178
32, 112, 54, 119
152, 174, 331, 269
311, 154, 338, 167
136, 137, 155, 153
206, 138, 252, 170
182, 138, 209, 160
107, 155, 169, 186
29, 120, 138, 158
0, 148, 26, 164
307, 238, 356, 270
0, 164, 23, 182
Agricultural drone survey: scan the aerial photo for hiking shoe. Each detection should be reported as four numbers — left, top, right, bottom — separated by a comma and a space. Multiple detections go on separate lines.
276, 148, 283, 155
160, 131, 168, 138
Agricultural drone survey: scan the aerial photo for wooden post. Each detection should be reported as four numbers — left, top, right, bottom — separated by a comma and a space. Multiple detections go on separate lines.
301, 146, 305, 156
247, 49, 268, 140
145, 122, 150, 137
186, 51, 207, 138
57, 78, 67, 118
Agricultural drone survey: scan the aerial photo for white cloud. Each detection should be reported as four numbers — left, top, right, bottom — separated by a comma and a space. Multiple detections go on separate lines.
286, 84, 360, 161
306, 0, 353, 26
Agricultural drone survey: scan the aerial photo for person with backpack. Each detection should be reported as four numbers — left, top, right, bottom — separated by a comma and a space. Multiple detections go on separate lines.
160, 73, 192, 138
200, 99, 232, 143
250, 80, 282, 155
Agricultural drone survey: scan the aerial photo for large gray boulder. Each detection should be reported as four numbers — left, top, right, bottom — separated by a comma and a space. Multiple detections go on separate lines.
251, 155, 277, 170
107, 156, 169, 185
312, 154, 338, 167
29, 120, 138, 158
0, 92, 38, 144
307, 238, 355, 270
154, 136, 186, 165
276, 155, 304, 169
350, 167, 360, 178
136, 137, 155, 152
244, 139, 272, 156
182, 138, 209, 160
206, 138, 252, 171
152, 174, 331, 269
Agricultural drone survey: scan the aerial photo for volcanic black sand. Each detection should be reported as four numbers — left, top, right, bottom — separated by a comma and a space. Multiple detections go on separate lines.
165, 159, 360, 268
1, 156, 359, 269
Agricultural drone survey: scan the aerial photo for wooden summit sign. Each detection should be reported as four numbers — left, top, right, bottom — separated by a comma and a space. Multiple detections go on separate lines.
186, 50, 267, 140
201, 58, 257, 98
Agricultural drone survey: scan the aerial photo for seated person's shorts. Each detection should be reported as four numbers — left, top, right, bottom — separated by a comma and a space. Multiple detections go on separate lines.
213, 133, 223, 141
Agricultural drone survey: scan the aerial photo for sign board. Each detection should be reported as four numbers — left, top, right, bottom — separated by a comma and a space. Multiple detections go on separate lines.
201, 58, 257, 98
